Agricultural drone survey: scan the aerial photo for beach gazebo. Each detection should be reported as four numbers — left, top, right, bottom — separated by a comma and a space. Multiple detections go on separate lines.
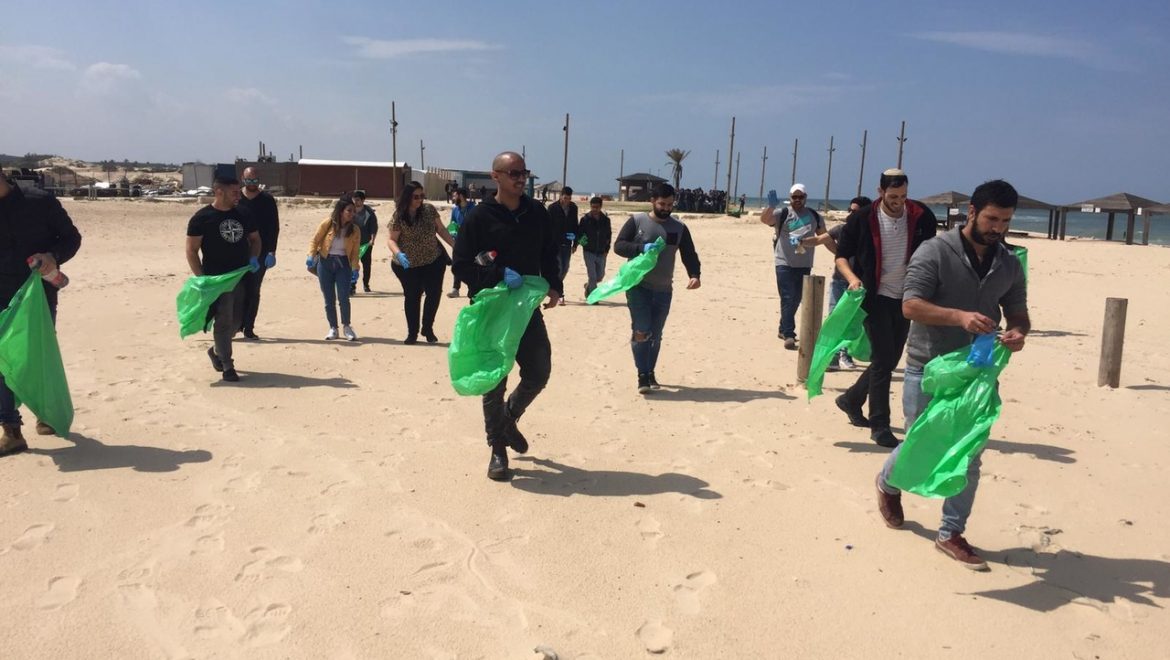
919, 191, 970, 229
617, 173, 667, 202
1012, 194, 1060, 240
1058, 192, 1165, 245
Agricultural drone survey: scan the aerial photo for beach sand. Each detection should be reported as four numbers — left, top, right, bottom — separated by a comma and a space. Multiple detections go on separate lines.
1, 197, 1168, 658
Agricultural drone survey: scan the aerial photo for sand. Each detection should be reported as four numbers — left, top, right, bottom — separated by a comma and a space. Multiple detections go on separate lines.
1, 197, 1168, 658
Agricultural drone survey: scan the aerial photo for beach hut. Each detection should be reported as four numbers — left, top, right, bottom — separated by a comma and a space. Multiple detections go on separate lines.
1011, 194, 1060, 240
297, 158, 410, 199
617, 173, 667, 202
919, 191, 970, 229
1058, 192, 1165, 245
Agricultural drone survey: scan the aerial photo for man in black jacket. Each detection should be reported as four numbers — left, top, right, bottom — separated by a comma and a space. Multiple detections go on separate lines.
451, 152, 562, 481
833, 169, 937, 447
547, 186, 578, 302
577, 196, 612, 297
237, 166, 280, 339
0, 174, 82, 454
351, 189, 378, 293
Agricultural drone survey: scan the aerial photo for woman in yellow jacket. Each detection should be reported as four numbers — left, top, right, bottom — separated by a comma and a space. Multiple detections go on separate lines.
307, 195, 362, 340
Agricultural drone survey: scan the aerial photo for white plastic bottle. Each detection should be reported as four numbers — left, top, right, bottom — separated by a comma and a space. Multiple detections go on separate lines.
27, 256, 70, 289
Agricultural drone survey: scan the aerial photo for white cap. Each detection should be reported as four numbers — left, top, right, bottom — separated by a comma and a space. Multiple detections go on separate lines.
789, 183, 806, 195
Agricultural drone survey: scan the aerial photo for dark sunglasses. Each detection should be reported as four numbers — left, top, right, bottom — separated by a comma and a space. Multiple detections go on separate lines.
494, 168, 530, 180
242, 178, 260, 185
790, 194, 807, 199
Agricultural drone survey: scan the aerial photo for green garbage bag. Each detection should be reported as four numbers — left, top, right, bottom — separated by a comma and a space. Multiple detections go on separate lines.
449, 275, 550, 395
446, 221, 459, 237
585, 237, 665, 304
359, 242, 371, 259
806, 288, 869, 399
176, 266, 251, 338
887, 343, 1011, 498
0, 273, 73, 437
1012, 245, 1028, 282
577, 235, 589, 247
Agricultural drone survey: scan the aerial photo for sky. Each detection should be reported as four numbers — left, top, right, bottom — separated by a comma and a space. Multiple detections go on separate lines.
2, 0, 1169, 203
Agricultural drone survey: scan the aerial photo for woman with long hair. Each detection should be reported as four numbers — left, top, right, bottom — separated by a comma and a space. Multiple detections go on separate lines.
387, 182, 456, 344
307, 195, 362, 340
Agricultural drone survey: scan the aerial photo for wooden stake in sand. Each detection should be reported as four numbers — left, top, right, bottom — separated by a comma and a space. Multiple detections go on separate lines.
796, 275, 825, 383
1098, 297, 1128, 388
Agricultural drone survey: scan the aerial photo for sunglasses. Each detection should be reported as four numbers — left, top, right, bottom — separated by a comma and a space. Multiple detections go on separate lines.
494, 168, 531, 180
790, 194, 807, 199
242, 178, 260, 185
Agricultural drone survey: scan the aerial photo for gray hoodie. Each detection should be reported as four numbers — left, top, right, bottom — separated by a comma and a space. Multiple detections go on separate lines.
902, 228, 1028, 368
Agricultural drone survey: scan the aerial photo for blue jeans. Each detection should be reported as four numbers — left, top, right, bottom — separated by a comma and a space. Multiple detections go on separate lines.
1, 301, 58, 426
316, 255, 352, 328
775, 265, 809, 339
626, 285, 672, 375
878, 365, 984, 540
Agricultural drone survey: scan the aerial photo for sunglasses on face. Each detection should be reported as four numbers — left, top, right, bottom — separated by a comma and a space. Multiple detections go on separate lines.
243, 178, 260, 185
494, 169, 530, 180
790, 194, 807, 199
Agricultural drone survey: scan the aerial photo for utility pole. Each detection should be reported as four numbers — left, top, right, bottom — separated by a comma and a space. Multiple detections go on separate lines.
712, 149, 720, 190
561, 113, 570, 188
857, 129, 868, 197
725, 116, 736, 203
522, 145, 526, 159
299, 144, 303, 160
390, 101, 399, 200
419, 139, 425, 172
619, 148, 624, 201
733, 151, 741, 199
791, 138, 799, 186
823, 135, 836, 213
896, 120, 907, 169
758, 145, 768, 199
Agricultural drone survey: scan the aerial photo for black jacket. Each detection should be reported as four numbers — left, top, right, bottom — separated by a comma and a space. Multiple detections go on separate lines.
0, 184, 82, 309
547, 200, 578, 247
451, 195, 563, 297
237, 190, 280, 253
577, 212, 612, 254
835, 200, 937, 311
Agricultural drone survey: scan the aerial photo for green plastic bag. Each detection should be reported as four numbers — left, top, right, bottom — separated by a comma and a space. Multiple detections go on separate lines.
1012, 245, 1028, 282
448, 276, 550, 396
888, 343, 1011, 498
446, 221, 459, 237
176, 266, 251, 338
585, 237, 665, 304
359, 242, 371, 259
806, 288, 870, 399
577, 235, 589, 247
0, 273, 73, 437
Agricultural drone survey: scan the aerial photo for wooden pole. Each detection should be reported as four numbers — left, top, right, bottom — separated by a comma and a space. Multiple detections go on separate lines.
1142, 211, 1151, 246
712, 149, 720, 190
391, 102, 399, 200
823, 135, 835, 213
791, 138, 798, 186
733, 151, 741, 199
725, 116, 736, 203
1106, 212, 1115, 241
1125, 211, 1136, 245
419, 139, 425, 172
1098, 297, 1128, 388
796, 275, 826, 383
758, 145, 768, 200
896, 120, 907, 169
562, 113, 570, 189
857, 129, 867, 197
1059, 208, 1068, 240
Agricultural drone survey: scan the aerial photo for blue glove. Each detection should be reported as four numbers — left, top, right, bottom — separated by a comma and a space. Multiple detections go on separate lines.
967, 332, 997, 367
503, 267, 522, 289
351, 269, 360, 283
566, 232, 576, 241
642, 242, 657, 254
395, 252, 410, 269
249, 256, 260, 273
766, 189, 780, 208
264, 252, 276, 268
306, 255, 318, 269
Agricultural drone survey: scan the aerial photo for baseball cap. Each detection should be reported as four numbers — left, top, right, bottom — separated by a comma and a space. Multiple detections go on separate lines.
789, 183, 806, 195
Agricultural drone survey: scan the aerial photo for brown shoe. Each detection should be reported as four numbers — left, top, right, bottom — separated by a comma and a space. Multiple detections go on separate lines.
875, 475, 904, 528
1, 424, 28, 456
935, 534, 989, 571
36, 420, 56, 436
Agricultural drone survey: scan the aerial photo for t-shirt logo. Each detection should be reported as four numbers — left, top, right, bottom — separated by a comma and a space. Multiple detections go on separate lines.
219, 218, 245, 243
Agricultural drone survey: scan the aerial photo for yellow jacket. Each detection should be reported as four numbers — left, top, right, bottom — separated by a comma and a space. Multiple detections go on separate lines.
308, 217, 361, 270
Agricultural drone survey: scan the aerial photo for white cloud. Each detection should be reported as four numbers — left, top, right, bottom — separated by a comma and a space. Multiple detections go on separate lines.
80, 62, 142, 94
0, 45, 75, 71
909, 31, 1124, 69
343, 36, 500, 58
226, 87, 278, 107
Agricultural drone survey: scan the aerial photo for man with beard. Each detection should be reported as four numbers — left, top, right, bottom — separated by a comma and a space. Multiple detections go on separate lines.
237, 166, 279, 338
834, 169, 937, 447
874, 179, 1029, 570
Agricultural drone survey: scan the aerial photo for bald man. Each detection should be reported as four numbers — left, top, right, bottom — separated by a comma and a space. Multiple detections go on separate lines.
237, 166, 280, 339
451, 152, 562, 481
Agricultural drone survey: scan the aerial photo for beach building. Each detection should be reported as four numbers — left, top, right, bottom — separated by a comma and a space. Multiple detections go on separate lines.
617, 173, 667, 202
296, 158, 409, 199
1059, 192, 1167, 245
180, 163, 234, 190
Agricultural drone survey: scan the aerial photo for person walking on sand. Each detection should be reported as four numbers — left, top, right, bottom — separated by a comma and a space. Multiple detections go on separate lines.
307, 195, 361, 341
547, 186, 578, 303
577, 196, 612, 297
834, 169, 938, 447
613, 183, 702, 394
875, 179, 1029, 570
186, 175, 261, 382
447, 187, 476, 298
387, 182, 455, 344
760, 183, 827, 350
0, 171, 82, 454
451, 151, 562, 481
826, 195, 872, 371
351, 190, 378, 294
237, 166, 279, 339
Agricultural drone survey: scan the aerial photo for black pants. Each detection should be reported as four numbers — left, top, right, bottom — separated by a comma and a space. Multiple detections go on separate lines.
841, 295, 910, 430
482, 310, 551, 444
360, 247, 373, 288
395, 259, 445, 335
240, 265, 267, 334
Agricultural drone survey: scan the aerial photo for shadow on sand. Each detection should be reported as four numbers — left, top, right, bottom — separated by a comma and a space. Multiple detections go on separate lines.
646, 384, 795, 403
509, 456, 722, 499
28, 433, 212, 473
210, 371, 357, 388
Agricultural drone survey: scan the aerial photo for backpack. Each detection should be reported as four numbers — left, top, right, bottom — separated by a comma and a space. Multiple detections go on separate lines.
771, 207, 789, 248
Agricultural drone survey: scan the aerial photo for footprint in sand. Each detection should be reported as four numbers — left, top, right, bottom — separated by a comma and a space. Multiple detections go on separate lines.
308, 513, 341, 535
191, 533, 225, 556
320, 480, 349, 496
672, 570, 717, 615
185, 503, 233, 528
636, 619, 673, 654
636, 517, 664, 546
11, 523, 55, 550
52, 484, 79, 502
193, 598, 246, 640
223, 473, 262, 494
37, 576, 82, 610
241, 602, 293, 647
235, 547, 304, 583
744, 478, 790, 491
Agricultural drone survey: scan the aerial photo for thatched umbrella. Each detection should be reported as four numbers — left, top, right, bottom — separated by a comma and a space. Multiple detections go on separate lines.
1059, 192, 1165, 245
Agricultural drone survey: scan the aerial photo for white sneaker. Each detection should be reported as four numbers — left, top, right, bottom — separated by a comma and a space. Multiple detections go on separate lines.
343, 325, 357, 341
325, 327, 338, 340
840, 354, 856, 369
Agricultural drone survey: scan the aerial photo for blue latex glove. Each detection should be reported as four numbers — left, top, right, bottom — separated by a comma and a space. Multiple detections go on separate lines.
566, 232, 576, 241
766, 189, 780, 208
503, 267, 522, 289
967, 332, 997, 367
395, 252, 410, 269
306, 255, 318, 269
642, 242, 657, 254
351, 269, 360, 283
249, 256, 260, 273
264, 252, 276, 268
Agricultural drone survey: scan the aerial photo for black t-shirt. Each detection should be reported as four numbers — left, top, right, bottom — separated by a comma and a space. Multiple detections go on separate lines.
959, 231, 993, 281
237, 191, 280, 253
187, 205, 256, 275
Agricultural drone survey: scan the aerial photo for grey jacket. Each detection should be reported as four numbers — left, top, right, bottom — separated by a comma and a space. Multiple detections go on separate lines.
903, 228, 1028, 368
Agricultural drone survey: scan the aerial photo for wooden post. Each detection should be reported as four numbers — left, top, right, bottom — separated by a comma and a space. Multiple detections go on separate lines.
790, 138, 798, 186
1106, 212, 1115, 241
856, 129, 867, 198
1125, 211, 1135, 246
1142, 212, 1151, 246
712, 149, 719, 190
390, 102, 399, 201
758, 145, 768, 200
822, 135, 835, 213
618, 148, 624, 201
796, 275, 826, 383
896, 120, 907, 169
561, 113, 570, 189
1098, 297, 1128, 388
725, 116, 736, 206
733, 151, 741, 199
1059, 208, 1068, 241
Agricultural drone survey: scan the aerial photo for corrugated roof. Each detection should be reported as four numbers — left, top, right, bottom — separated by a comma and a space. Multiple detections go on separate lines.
298, 158, 407, 168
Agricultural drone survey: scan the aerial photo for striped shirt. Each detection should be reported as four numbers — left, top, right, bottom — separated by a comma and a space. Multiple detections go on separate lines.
876, 205, 910, 298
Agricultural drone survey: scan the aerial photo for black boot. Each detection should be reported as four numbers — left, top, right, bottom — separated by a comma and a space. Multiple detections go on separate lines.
487, 443, 510, 481
501, 405, 528, 454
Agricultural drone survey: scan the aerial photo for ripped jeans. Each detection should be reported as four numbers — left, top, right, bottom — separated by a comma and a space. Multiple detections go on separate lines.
626, 285, 673, 375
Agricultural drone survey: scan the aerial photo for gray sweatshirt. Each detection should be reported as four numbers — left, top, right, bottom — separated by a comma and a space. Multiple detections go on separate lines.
902, 228, 1028, 368
613, 212, 701, 291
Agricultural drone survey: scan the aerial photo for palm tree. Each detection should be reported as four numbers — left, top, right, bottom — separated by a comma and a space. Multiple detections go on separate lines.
665, 148, 690, 190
